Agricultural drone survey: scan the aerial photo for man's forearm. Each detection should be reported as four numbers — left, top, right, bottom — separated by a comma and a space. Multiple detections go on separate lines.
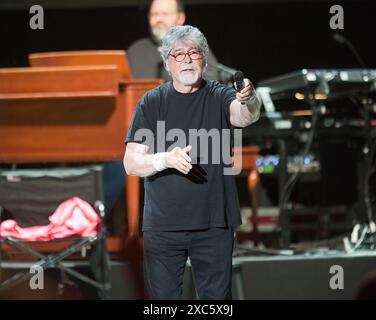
241, 96, 261, 125
234, 95, 261, 127
124, 152, 158, 177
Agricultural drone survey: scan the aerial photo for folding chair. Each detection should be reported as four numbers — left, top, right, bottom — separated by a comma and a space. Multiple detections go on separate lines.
0, 165, 111, 299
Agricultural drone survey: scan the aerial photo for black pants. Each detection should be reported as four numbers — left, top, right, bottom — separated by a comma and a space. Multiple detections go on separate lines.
143, 227, 234, 300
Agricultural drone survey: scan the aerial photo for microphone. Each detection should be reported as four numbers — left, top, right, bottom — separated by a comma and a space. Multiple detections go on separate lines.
332, 32, 366, 68
234, 71, 244, 91
332, 32, 346, 44
234, 71, 245, 104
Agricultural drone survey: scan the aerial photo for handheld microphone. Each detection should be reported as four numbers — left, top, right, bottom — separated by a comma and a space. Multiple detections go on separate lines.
332, 32, 366, 68
234, 71, 245, 104
234, 71, 245, 91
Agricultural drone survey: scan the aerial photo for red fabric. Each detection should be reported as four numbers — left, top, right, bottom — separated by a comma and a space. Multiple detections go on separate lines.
0, 197, 99, 241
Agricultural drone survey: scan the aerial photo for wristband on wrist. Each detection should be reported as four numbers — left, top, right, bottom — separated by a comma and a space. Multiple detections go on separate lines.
244, 91, 258, 105
152, 152, 167, 172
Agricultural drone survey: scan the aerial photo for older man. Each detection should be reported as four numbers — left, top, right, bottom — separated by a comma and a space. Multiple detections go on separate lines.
127, 0, 219, 81
124, 25, 260, 300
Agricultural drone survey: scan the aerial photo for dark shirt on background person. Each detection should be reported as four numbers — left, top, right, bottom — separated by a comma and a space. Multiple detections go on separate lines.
127, 37, 220, 81
127, 0, 220, 81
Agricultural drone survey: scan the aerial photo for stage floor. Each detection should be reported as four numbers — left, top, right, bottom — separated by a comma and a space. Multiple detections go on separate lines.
1, 250, 375, 299
183, 249, 376, 300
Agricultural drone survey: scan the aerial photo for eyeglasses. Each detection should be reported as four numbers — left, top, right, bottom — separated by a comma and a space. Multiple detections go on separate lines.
169, 49, 203, 62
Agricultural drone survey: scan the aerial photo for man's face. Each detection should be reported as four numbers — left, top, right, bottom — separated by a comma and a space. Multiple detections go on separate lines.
149, 0, 185, 42
166, 42, 204, 86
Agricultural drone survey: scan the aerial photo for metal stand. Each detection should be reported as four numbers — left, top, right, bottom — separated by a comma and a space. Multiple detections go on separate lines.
278, 95, 323, 249
346, 94, 376, 252
278, 139, 290, 249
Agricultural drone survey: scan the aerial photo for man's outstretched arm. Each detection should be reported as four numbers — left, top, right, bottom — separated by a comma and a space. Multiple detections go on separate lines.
229, 78, 261, 128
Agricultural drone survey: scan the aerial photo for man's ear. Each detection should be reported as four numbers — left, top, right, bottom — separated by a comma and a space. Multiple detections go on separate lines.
165, 60, 170, 72
177, 13, 186, 25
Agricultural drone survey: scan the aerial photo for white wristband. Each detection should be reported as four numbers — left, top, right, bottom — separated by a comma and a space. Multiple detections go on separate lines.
152, 152, 167, 172
244, 92, 258, 105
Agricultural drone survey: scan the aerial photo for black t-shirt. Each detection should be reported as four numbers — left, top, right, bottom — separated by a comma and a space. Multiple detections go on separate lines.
127, 37, 220, 81
125, 79, 242, 231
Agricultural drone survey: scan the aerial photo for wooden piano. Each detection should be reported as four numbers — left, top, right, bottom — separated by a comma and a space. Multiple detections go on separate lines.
0, 50, 163, 256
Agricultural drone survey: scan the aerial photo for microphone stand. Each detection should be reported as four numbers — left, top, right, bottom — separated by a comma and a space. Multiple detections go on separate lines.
345, 90, 376, 253
333, 32, 366, 68
333, 33, 376, 251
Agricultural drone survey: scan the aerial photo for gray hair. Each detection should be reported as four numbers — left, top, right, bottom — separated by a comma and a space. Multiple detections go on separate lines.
158, 25, 209, 70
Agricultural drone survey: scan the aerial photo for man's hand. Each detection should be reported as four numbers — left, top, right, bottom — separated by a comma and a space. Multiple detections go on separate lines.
229, 78, 260, 127
165, 145, 192, 174
234, 78, 256, 104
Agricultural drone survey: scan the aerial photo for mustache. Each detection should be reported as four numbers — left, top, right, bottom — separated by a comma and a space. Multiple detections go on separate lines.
179, 63, 198, 72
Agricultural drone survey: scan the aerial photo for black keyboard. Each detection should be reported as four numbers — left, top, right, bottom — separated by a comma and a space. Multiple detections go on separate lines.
258, 69, 376, 100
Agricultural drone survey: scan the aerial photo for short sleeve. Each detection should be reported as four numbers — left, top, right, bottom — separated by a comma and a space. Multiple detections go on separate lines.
204, 47, 220, 81
220, 84, 237, 122
125, 93, 157, 150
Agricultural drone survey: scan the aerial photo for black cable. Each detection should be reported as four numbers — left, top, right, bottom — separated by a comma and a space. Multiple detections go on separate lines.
348, 93, 376, 248
359, 97, 375, 225
368, 139, 376, 176
280, 104, 321, 212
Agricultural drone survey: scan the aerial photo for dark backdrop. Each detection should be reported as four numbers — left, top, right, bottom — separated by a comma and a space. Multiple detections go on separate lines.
1, 0, 375, 84
1, 0, 374, 239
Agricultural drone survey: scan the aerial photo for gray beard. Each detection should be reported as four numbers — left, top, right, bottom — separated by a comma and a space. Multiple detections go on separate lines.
178, 71, 199, 86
